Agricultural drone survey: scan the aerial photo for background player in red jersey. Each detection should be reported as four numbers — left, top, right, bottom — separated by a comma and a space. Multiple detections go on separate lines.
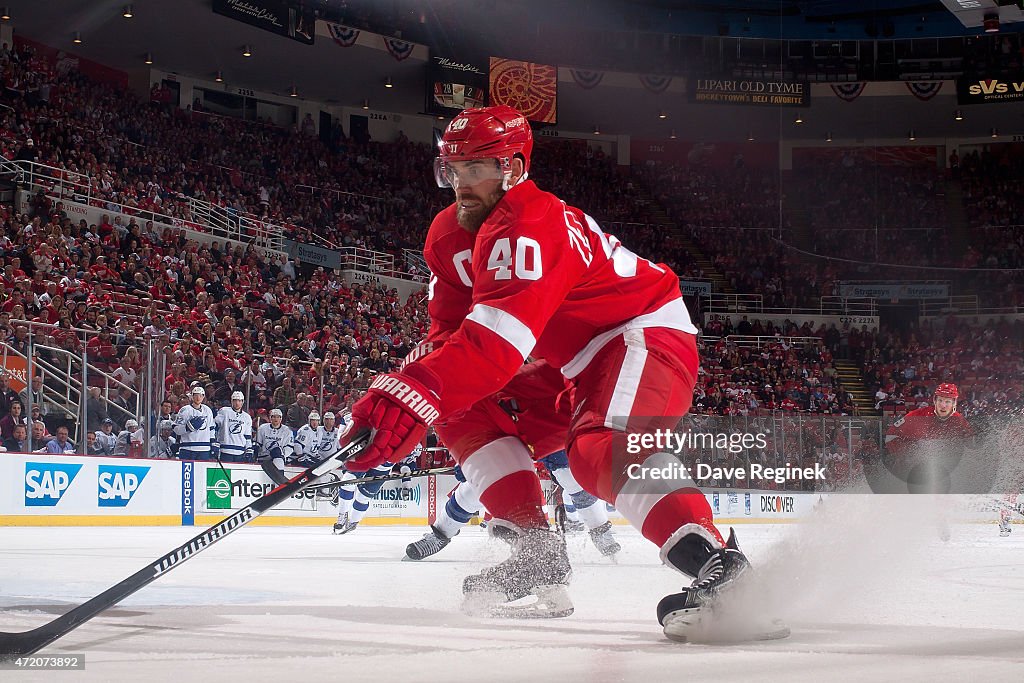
885, 383, 974, 489
340, 106, 785, 641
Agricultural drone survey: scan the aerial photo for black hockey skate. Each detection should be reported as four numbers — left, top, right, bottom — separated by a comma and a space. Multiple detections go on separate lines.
588, 521, 621, 557
657, 528, 789, 643
405, 525, 454, 560
463, 520, 573, 618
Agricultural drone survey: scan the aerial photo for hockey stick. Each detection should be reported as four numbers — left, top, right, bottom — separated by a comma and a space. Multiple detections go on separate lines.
0, 431, 372, 661
304, 465, 456, 492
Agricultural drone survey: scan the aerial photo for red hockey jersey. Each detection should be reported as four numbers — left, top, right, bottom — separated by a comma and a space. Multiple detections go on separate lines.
418, 180, 697, 419
884, 405, 974, 455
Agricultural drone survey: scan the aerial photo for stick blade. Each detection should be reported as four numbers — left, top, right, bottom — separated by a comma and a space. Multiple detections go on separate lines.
0, 628, 48, 661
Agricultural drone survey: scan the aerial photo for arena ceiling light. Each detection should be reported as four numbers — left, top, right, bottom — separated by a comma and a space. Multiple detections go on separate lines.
122, 5, 133, 19
289, 85, 298, 97
954, 110, 964, 121
1, 7, 11, 21
361, 99, 369, 109
214, 70, 223, 83
826, 131, 833, 142
592, 124, 601, 135
991, 127, 999, 138
658, 110, 667, 119
144, 52, 153, 65
669, 129, 677, 139
908, 130, 916, 141
384, 77, 393, 88
72, 31, 82, 44
242, 45, 252, 57
747, 132, 754, 141
794, 114, 803, 125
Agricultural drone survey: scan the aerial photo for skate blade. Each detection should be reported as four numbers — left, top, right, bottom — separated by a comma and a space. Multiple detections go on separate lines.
663, 608, 790, 644
463, 585, 574, 619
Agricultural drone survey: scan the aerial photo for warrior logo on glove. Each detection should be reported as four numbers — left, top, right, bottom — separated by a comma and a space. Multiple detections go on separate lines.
369, 374, 441, 424
344, 364, 442, 472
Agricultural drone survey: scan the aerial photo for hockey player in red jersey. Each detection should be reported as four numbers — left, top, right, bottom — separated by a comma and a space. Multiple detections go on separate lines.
341, 105, 784, 641
885, 383, 973, 452
884, 383, 974, 501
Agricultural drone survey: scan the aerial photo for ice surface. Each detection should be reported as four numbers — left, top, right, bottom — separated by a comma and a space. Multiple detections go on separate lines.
1, 499, 1022, 682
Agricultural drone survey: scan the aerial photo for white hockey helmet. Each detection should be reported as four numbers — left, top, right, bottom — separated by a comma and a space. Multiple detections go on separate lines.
191, 385, 206, 396
125, 419, 139, 430
308, 411, 321, 422
323, 411, 336, 421
231, 391, 245, 401
269, 408, 283, 418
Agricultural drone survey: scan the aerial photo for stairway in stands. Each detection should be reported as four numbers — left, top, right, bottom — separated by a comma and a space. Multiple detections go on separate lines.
943, 178, 975, 297
637, 189, 734, 294
834, 359, 879, 416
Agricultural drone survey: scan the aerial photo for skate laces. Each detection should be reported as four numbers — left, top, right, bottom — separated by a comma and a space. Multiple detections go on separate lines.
419, 531, 445, 550
692, 552, 726, 590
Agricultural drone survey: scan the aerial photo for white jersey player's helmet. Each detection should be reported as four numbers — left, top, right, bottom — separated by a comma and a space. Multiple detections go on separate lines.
231, 391, 245, 401
308, 411, 321, 423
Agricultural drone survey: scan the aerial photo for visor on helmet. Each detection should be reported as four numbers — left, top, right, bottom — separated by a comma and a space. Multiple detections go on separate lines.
434, 157, 505, 189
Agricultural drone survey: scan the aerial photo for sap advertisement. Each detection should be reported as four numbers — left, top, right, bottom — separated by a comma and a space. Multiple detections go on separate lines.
1, 453, 181, 520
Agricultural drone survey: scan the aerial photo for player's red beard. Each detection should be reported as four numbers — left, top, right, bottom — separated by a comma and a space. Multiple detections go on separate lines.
455, 186, 506, 232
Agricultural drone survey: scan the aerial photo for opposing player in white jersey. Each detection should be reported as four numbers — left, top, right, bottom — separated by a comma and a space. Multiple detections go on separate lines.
254, 408, 294, 484
293, 411, 322, 466
312, 411, 348, 505
174, 386, 216, 460
94, 417, 118, 456
214, 391, 253, 462
316, 411, 343, 460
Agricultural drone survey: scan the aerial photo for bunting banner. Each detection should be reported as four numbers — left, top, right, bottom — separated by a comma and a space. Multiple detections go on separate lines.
382, 36, 415, 61
570, 69, 604, 90
327, 22, 359, 47
831, 82, 867, 102
638, 74, 672, 94
906, 81, 943, 101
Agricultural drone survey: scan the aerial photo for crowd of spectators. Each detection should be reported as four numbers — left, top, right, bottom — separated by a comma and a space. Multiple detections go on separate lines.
692, 318, 855, 417
0, 180, 430, 455
1, 38, 1022, 471
855, 317, 1024, 419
